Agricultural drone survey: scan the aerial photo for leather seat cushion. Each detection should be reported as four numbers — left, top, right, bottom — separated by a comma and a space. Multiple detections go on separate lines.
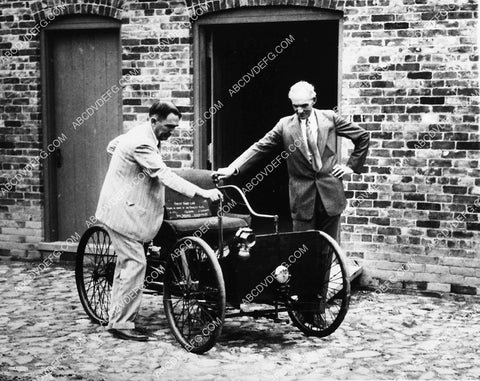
163, 215, 250, 235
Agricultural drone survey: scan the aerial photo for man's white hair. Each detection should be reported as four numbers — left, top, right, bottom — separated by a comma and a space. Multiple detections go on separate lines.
288, 81, 316, 99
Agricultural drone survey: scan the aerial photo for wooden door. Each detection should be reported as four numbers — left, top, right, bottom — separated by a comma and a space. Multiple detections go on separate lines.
50, 29, 122, 240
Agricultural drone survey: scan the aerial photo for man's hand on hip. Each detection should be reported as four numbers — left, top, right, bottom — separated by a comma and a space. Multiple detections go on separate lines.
196, 188, 223, 201
331, 164, 353, 179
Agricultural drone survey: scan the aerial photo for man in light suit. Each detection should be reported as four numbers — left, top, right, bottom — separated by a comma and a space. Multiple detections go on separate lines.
216, 81, 369, 241
96, 101, 222, 341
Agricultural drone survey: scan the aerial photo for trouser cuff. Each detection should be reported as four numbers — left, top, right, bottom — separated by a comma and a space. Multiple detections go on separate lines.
107, 321, 135, 330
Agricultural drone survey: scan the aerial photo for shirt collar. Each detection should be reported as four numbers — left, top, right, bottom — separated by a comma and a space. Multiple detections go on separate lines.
148, 122, 160, 148
299, 112, 315, 126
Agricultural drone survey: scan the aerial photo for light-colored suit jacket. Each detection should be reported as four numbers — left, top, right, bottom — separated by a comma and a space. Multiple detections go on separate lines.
229, 109, 370, 219
95, 123, 201, 242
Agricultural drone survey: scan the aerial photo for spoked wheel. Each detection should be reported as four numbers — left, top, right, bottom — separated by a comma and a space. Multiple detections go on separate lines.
75, 225, 116, 325
287, 231, 350, 337
163, 237, 225, 354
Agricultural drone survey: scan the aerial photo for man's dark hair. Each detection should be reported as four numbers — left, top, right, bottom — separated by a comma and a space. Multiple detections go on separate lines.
149, 101, 182, 119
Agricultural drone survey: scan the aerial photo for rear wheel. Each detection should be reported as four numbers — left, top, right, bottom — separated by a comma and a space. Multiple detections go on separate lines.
163, 237, 225, 354
287, 231, 350, 337
75, 225, 116, 325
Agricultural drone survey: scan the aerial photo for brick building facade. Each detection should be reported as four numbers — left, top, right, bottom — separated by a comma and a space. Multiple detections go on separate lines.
0, 0, 479, 295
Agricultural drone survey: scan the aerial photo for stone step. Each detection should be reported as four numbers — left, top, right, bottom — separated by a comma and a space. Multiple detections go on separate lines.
37, 241, 78, 261
348, 258, 363, 282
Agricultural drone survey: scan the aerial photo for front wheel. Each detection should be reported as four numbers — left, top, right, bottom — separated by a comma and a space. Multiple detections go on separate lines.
287, 231, 350, 337
75, 225, 116, 325
163, 237, 225, 354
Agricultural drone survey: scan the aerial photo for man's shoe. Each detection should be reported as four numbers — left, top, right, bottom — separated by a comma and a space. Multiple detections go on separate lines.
108, 328, 149, 341
134, 326, 153, 336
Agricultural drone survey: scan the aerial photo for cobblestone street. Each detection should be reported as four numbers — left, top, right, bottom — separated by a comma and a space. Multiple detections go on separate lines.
1, 261, 479, 380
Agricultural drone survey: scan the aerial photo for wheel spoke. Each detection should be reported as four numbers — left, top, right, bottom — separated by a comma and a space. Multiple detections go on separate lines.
164, 238, 225, 353
76, 227, 116, 326
288, 234, 349, 337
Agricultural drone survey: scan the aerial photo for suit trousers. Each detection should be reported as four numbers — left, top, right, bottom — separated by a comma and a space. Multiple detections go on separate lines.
292, 191, 340, 242
292, 192, 340, 316
106, 227, 147, 330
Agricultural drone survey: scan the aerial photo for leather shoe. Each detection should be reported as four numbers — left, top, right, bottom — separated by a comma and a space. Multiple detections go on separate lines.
134, 326, 153, 336
108, 328, 149, 341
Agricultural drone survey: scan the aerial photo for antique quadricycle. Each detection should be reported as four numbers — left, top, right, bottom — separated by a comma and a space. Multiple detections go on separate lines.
75, 169, 351, 353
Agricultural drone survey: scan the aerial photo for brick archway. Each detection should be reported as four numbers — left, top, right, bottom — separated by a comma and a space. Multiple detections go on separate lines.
31, 0, 125, 24
185, 0, 345, 15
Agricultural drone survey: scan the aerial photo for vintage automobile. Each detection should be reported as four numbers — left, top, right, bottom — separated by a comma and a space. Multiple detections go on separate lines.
75, 169, 351, 353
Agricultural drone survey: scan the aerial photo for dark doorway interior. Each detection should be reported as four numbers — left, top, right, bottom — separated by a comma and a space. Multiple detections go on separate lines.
209, 21, 338, 232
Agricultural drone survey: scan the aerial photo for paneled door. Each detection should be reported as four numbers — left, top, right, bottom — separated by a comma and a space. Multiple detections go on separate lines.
48, 28, 122, 240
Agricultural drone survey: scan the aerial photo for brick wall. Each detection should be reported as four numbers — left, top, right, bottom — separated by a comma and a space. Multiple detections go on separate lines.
338, 0, 480, 296
0, 0, 479, 295
0, 0, 44, 259
120, 0, 194, 167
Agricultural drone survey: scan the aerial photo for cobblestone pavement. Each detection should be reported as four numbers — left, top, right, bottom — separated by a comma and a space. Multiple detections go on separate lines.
1, 261, 479, 381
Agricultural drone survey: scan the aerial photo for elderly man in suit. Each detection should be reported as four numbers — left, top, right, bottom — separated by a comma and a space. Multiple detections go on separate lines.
216, 81, 369, 241
96, 101, 222, 341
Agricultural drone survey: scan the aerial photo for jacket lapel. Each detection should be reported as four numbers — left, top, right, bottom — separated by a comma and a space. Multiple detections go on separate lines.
288, 115, 310, 163
314, 109, 328, 157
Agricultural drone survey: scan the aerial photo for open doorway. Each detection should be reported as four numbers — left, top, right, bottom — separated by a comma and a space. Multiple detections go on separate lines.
195, 9, 341, 232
